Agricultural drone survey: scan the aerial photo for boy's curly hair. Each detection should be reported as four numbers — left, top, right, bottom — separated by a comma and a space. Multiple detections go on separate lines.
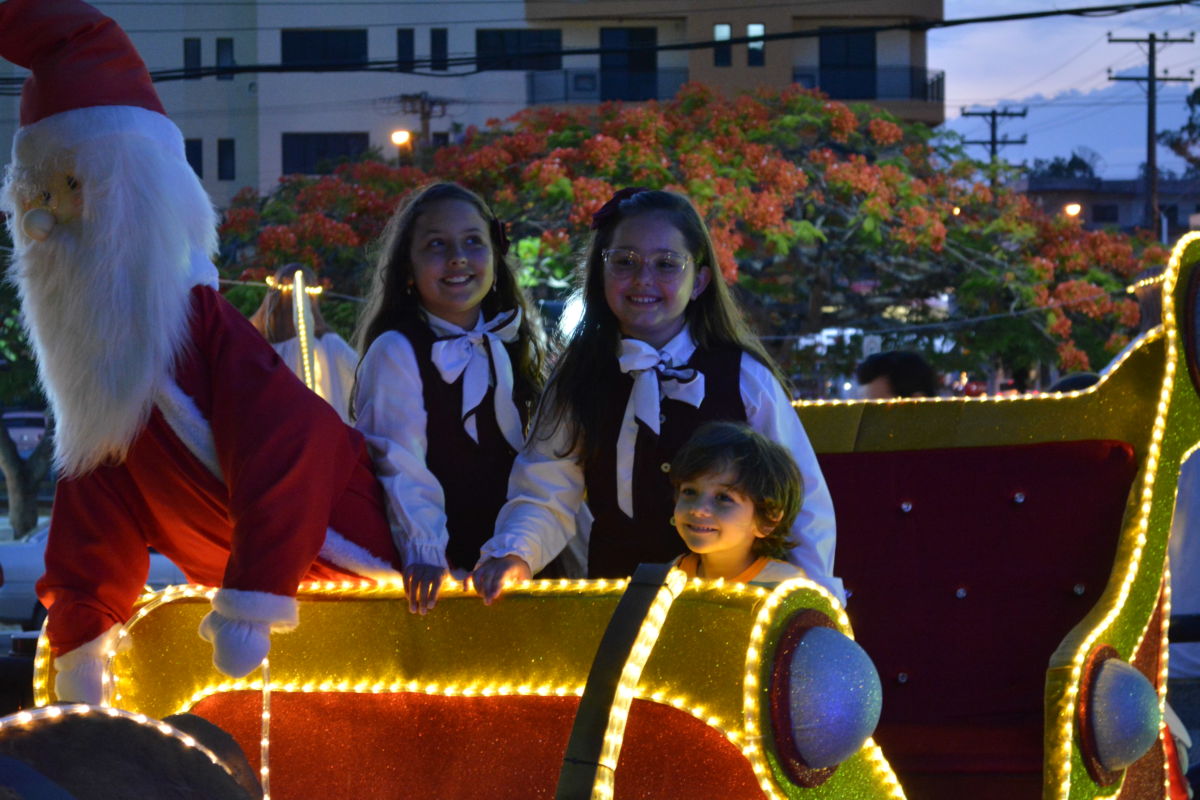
669, 421, 804, 560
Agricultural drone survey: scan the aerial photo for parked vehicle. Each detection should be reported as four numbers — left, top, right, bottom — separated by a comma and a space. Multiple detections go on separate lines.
0, 524, 188, 630
1, 410, 46, 458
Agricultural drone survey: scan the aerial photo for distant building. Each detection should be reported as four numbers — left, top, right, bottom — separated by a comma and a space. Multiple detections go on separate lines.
1021, 174, 1200, 240
0, 0, 944, 207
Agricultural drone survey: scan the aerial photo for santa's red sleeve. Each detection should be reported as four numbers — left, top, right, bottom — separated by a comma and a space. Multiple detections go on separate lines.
191, 287, 361, 626
37, 468, 151, 656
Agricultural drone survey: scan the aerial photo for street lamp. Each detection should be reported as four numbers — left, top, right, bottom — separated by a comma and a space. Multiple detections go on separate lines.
1063, 202, 1082, 218
391, 129, 412, 164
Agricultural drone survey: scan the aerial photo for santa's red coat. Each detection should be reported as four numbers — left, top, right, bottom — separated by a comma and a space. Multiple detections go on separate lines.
37, 286, 401, 655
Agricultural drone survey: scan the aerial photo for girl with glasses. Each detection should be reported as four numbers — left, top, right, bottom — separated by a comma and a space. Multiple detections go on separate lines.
472, 188, 840, 603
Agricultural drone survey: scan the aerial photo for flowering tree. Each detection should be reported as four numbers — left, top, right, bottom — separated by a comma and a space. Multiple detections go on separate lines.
217, 84, 1164, 388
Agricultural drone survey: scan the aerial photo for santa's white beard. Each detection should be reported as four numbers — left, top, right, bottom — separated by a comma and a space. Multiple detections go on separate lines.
2, 132, 217, 477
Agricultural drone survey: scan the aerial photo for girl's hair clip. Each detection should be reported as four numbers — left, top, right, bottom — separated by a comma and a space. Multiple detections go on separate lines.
590, 186, 650, 230
490, 217, 511, 256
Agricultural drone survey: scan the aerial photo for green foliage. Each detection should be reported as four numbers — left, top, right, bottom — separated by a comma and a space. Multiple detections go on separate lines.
1027, 153, 1098, 180
1160, 87, 1200, 172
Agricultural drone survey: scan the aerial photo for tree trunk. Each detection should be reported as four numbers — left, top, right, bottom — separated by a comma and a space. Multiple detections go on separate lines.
0, 429, 52, 538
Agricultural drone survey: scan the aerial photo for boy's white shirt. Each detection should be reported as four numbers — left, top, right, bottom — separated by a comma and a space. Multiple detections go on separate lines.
354, 311, 501, 570
481, 327, 844, 603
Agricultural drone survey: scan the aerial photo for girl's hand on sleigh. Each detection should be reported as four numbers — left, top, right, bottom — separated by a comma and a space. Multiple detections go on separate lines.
469, 555, 532, 605
403, 563, 449, 615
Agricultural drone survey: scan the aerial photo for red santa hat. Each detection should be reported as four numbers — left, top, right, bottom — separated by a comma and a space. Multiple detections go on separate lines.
0, 0, 184, 161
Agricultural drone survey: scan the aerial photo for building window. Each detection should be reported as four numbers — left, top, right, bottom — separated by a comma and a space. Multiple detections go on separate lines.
217, 139, 236, 181
713, 24, 731, 67
431, 28, 448, 71
1163, 204, 1179, 227
183, 38, 201, 80
476, 29, 562, 71
600, 27, 657, 102
280, 29, 367, 67
432, 131, 450, 148
282, 132, 369, 174
1091, 204, 1119, 224
747, 23, 765, 67
819, 28, 877, 99
184, 139, 203, 178
396, 28, 415, 72
216, 37, 235, 81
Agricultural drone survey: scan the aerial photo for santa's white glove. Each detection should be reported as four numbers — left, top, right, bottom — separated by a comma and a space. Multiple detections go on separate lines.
54, 625, 123, 704
198, 611, 271, 678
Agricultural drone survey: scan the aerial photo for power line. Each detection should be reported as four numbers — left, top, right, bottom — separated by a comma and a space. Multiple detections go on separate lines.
83, 0, 923, 35
107, 0, 1200, 85
0, 0, 1191, 97
2, 0, 1187, 68
985, 33, 1110, 101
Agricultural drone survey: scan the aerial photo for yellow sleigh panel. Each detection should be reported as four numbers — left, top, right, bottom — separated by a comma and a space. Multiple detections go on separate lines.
37, 574, 900, 799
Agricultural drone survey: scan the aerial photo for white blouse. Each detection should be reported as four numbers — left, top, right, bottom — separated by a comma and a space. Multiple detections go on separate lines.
354, 311, 519, 571
273, 332, 358, 423
480, 328, 844, 603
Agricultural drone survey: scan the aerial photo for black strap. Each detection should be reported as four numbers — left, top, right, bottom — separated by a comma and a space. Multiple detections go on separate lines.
554, 562, 675, 799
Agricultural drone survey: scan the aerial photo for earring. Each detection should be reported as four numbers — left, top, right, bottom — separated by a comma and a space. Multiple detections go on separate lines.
405, 282, 414, 296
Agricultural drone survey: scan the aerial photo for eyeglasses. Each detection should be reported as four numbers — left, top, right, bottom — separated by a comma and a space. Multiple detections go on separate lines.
602, 248, 692, 279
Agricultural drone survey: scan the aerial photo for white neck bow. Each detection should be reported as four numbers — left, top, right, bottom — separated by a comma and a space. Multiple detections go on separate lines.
430, 309, 524, 451
613, 338, 706, 517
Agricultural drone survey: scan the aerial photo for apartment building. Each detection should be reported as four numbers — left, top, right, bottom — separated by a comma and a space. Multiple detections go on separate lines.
0, 0, 944, 208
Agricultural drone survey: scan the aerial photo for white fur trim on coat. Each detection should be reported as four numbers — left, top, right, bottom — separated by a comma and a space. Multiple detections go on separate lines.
14, 105, 184, 161
55, 623, 123, 664
156, 381, 223, 480
319, 528, 403, 581
212, 588, 298, 631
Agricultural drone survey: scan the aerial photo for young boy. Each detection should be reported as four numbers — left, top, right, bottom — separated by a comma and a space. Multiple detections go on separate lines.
669, 421, 808, 584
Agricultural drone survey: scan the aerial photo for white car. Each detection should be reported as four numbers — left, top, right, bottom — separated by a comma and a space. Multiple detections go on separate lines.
0, 524, 189, 630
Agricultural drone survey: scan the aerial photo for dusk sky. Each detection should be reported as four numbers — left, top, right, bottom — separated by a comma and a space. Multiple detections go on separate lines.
932, 0, 1199, 177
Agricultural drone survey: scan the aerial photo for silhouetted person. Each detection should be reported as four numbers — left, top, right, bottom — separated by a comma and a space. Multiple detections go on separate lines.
855, 351, 937, 399
1049, 372, 1100, 393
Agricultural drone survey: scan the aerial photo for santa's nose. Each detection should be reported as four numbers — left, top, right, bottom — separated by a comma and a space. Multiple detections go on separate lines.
21, 207, 56, 242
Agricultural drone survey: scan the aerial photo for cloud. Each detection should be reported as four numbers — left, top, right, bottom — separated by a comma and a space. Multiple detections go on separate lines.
933, 1, 1198, 112
932, 1, 1197, 176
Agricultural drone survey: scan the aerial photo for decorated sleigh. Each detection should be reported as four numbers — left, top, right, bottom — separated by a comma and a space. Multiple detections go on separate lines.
799, 231, 1200, 799
22, 234, 1200, 800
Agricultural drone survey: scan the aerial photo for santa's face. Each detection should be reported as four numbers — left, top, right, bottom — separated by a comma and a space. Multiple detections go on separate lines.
20, 169, 83, 225
5, 155, 84, 243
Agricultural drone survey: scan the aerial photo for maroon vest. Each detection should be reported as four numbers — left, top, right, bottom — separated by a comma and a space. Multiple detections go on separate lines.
583, 344, 747, 578
398, 319, 527, 570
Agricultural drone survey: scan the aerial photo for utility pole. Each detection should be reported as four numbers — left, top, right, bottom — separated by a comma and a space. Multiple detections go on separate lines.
961, 106, 1028, 161
398, 92, 448, 149
1108, 31, 1194, 231
961, 107, 1027, 186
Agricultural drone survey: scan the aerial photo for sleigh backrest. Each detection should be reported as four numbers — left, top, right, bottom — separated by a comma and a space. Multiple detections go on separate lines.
796, 232, 1200, 799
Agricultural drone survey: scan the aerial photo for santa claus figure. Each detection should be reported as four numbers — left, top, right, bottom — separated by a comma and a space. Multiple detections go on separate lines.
0, 0, 403, 703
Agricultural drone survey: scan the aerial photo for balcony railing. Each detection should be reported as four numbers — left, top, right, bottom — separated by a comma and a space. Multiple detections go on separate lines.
527, 68, 689, 104
791, 66, 944, 103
